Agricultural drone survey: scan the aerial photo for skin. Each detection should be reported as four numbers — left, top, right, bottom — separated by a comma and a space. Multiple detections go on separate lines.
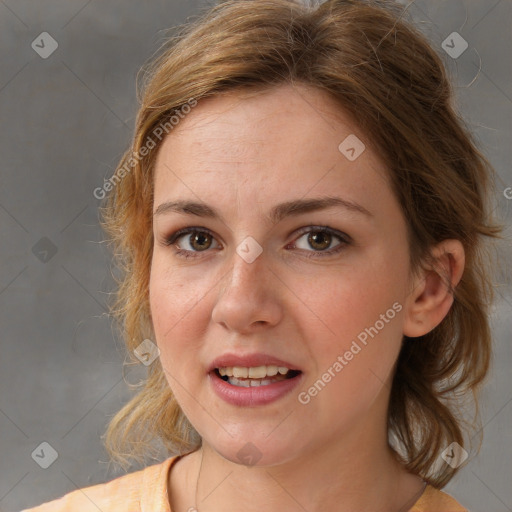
149, 82, 465, 512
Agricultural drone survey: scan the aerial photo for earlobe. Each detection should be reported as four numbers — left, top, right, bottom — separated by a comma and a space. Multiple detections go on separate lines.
402, 239, 465, 338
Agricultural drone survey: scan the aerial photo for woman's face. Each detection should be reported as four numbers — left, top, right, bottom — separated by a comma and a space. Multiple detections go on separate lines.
150, 83, 414, 466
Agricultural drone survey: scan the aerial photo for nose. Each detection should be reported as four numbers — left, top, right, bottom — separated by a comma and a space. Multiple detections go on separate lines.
211, 247, 283, 334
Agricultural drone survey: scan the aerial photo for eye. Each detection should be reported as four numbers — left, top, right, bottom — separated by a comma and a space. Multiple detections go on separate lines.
164, 228, 220, 258
162, 226, 351, 259
288, 226, 351, 259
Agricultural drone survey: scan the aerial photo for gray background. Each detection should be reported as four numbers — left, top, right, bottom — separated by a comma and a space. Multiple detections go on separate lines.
0, 1, 510, 511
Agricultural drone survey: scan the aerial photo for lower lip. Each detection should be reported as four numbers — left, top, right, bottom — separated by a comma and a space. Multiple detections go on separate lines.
208, 370, 303, 406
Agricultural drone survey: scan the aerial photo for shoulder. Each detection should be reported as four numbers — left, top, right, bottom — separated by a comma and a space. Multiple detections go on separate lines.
410, 484, 469, 512
21, 456, 178, 512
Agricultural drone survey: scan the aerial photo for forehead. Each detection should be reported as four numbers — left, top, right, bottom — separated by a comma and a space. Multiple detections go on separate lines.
158, 83, 367, 158
152, 83, 391, 213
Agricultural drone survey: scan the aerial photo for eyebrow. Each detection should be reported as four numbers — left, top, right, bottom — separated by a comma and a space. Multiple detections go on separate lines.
153, 195, 372, 225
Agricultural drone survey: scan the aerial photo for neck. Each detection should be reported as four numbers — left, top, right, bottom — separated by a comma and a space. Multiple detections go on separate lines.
188, 416, 424, 512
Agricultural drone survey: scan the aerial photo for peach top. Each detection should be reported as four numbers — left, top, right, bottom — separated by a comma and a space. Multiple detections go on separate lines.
22, 455, 468, 511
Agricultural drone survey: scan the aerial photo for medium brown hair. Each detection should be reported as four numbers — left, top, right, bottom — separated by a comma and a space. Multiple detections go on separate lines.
100, 0, 502, 487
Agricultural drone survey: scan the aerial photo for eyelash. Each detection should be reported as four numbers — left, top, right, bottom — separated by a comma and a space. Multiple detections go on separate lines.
162, 226, 351, 260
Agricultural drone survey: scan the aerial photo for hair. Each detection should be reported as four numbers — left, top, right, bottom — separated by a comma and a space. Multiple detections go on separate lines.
99, 0, 503, 487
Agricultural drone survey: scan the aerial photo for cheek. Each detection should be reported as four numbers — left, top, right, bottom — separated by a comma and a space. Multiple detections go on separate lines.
311, 264, 402, 336
148, 254, 216, 362
150, 254, 200, 329
148, 260, 207, 408
149, 258, 190, 355
303, 260, 406, 390
301, 277, 404, 418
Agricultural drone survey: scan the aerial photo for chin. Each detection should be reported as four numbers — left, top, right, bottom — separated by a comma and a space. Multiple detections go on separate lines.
208, 435, 304, 468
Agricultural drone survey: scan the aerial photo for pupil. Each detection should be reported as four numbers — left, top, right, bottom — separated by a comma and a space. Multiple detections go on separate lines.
192, 232, 210, 250
310, 232, 330, 250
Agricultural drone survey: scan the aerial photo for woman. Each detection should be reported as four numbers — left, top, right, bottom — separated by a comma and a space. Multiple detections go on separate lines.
24, 0, 502, 510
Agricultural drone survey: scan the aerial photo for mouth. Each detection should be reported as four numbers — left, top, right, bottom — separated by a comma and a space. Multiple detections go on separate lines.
212, 366, 302, 387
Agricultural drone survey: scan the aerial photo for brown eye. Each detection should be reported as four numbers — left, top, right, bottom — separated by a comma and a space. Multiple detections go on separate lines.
188, 231, 213, 251
307, 231, 332, 251
173, 230, 218, 252
164, 225, 350, 261
293, 227, 348, 255
163, 227, 221, 256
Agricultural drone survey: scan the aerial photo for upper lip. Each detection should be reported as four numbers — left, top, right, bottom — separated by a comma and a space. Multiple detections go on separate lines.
208, 353, 302, 373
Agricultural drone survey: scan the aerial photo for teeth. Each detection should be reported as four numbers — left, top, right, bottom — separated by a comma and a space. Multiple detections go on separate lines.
217, 365, 290, 378
233, 367, 248, 378
226, 375, 286, 387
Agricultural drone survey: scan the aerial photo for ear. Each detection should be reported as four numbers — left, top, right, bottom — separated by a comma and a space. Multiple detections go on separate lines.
402, 239, 465, 338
